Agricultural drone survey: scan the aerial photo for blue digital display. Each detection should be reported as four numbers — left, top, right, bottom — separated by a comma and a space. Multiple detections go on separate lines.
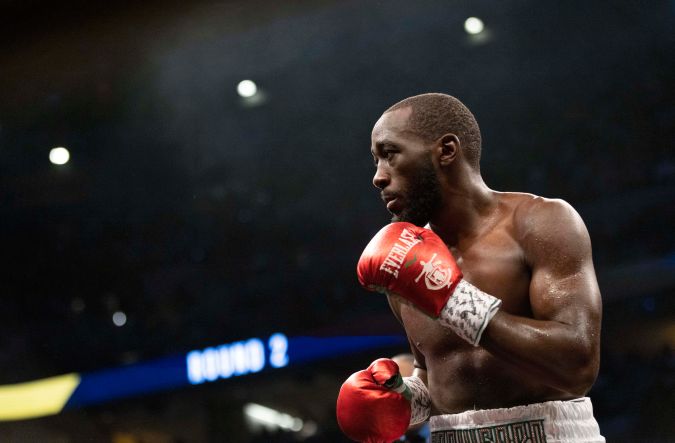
60, 332, 405, 412
186, 333, 289, 384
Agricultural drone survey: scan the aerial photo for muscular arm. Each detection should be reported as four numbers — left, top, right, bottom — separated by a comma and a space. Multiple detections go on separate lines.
481, 198, 602, 396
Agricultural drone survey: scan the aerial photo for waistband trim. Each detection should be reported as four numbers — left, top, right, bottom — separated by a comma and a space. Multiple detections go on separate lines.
429, 398, 604, 443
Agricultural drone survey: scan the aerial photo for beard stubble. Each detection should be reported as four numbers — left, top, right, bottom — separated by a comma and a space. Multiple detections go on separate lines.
391, 156, 442, 227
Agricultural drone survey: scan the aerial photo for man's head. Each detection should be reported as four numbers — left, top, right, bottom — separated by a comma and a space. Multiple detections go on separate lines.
385, 93, 482, 171
370, 93, 482, 225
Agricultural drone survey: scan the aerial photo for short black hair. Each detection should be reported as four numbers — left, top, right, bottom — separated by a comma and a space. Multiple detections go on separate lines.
386, 93, 482, 170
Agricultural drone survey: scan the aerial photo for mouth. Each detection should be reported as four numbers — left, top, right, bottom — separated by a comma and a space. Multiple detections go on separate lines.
382, 193, 402, 213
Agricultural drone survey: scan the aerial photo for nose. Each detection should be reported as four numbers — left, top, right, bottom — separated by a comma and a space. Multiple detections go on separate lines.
372, 164, 390, 190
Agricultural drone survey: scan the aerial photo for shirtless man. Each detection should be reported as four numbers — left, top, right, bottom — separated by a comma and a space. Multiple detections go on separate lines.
336, 93, 604, 442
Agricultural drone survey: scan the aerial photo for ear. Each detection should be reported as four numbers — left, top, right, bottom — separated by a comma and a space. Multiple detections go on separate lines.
437, 134, 459, 167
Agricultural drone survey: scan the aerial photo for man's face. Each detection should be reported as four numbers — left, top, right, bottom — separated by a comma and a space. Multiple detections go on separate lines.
370, 108, 442, 226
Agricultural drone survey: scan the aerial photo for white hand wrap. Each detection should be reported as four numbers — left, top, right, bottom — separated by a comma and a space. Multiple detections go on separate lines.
390, 375, 431, 426
439, 279, 502, 346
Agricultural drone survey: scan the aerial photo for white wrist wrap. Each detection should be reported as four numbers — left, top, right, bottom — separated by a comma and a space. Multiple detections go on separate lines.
439, 279, 502, 346
403, 376, 431, 426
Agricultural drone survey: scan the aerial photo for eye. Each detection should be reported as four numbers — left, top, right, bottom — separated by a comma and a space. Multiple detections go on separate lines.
383, 149, 397, 160
372, 144, 397, 167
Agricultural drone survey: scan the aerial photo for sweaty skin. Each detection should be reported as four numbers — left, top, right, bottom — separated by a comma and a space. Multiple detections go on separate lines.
371, 107, 602, 415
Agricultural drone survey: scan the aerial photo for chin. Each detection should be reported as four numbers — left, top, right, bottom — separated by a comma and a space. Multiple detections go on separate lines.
391, 212, 428, 227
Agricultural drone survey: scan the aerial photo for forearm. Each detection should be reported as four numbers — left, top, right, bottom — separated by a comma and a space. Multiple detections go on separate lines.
480, 311, 598, 395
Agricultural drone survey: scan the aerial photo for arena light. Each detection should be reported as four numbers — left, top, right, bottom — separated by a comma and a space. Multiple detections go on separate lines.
49, 147, 70, 165
464, 17, 484, 35
237, 79, 258, 98
243, 403, 303, 432
112, 311, 127, 327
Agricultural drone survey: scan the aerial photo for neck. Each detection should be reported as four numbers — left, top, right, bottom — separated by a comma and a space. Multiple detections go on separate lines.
428, 168, 497, 247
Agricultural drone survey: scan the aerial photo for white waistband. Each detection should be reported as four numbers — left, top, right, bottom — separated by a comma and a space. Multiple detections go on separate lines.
429, 398, 604, 443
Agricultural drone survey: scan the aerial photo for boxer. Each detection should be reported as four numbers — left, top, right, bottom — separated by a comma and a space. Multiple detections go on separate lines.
337, 94, 604, 442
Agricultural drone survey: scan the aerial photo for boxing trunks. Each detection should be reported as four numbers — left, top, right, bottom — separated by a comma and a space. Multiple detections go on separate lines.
429, 397, 604, 443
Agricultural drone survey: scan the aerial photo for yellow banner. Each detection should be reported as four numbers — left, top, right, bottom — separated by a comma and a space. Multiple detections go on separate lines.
0, 373, 80, 421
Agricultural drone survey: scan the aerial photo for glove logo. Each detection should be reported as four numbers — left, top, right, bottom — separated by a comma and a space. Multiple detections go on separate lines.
378, 228, 422, 278
414, 253, 454, 290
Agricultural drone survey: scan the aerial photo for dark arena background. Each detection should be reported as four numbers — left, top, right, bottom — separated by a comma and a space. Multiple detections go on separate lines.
1, 0, 674, 442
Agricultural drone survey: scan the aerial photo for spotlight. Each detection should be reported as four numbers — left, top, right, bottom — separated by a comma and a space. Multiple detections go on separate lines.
237, 80, 258, 98
244, 403, 303, 432
112, 311, 127, 327
464, 17, 484, 35
49, 147, 70, 165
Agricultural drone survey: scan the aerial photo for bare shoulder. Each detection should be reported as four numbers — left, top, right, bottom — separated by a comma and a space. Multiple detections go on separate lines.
507, 193, 587, 236
503, 192, 592, 265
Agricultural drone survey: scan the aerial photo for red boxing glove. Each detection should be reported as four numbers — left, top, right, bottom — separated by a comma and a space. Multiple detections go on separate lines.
357, 222, 463, 317
336, 359, 411, 443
